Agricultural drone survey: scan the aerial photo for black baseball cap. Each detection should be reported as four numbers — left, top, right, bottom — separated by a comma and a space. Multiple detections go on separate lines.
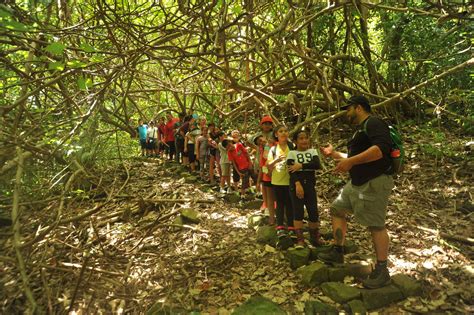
341, 95, 371, 112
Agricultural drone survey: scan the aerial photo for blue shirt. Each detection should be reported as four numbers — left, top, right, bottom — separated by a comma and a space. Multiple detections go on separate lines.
138, 125, 148, 140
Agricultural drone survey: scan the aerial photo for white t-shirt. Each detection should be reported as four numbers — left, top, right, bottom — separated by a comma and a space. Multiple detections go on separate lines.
286, 148, 319, 171
147, 127, 158, 139
186, 128, 201, 144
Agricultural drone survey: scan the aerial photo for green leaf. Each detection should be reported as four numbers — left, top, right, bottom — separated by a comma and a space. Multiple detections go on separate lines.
2, 20, 28, 31
232, 5, 242, 15
80, 42, 95, 53
90, 55, 104, 63
0, 5, 12, 18
77, 77, 93, 90
67, 60, 87, 68
45, 42, 66, 55
48, 62, 65, 71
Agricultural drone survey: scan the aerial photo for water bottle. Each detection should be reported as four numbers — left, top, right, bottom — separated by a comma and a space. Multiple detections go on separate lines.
390, 149, 402, 173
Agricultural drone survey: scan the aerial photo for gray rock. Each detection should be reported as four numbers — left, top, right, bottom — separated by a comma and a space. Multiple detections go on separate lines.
232, 295, 286, 315
361, 285, 404, 310
328, 267, 350, 282
321, 282, 361, 304
297, 262, 328, 286
391, 274, 422, 297
304, 300, 338, 315
347, 299, 367, 315
287, 247, 311, 269
247, 214, 268, 229
180, 208, 200, 223
256, 226, 277, 246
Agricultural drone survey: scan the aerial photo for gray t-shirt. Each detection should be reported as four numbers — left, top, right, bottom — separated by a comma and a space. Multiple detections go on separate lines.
197, 135, 209, 157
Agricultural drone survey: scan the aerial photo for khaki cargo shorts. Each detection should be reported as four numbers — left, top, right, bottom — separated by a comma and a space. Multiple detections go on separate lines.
331, 174, 394, 227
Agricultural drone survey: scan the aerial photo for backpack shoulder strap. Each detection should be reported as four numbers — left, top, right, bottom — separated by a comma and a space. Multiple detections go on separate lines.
271, 145, 277, 159
361, 116, 371, 135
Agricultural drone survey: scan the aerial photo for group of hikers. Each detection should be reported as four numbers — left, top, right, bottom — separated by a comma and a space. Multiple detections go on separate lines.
136, 95, 396, 289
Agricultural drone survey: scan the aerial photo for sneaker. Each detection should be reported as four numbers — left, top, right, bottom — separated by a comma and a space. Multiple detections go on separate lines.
362, 265, 391, 289
226, 187, 233, 194
219, 188, 227, 194
276, 226, 287, 238
317, 247, 344, 264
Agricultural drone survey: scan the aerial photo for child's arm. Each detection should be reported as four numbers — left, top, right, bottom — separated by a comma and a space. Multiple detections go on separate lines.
196, 137, 201, 160
245, 151, 252, 169
184, 134, 189, 152
232, 160, 242, 176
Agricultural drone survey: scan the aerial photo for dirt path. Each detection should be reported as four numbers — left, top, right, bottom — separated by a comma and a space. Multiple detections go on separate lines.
1, 139, 472, 313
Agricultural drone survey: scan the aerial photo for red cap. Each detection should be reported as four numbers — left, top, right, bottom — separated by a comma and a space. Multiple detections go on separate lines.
260, 116, 273, 125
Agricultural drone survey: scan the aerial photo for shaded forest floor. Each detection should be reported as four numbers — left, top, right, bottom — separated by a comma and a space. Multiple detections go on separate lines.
1, 121, 473, 314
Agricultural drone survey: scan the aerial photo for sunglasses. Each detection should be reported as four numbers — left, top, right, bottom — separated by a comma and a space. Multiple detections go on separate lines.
262, 122, 273, 125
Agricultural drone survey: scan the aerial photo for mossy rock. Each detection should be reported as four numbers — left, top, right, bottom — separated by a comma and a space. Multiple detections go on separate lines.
321, 282, 361, 304
232, 295, 285, 315
276, 236, 294, 250
243, 200, 263, 210
347, 299, 367, 315
341, 263, 373, 279
247, 214, 268, 229
361, 285, 404, 310
297, 262, 328, 287
256, 226, 278, 246
224, 193, 241, 204
180, 208, 200, 223
286, 247, 311, 269
344, 240, 358, 254
309, 244, 333, 261
391, 274, 422, 298
328, 267, 350, 282
184, 176, 198, 183
304, 300, 338, 315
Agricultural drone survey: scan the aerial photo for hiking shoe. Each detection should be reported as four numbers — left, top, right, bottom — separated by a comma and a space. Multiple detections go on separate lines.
294, 229, 305, 249
362, 265, 391, 289
309, 228, 326, 247
219, 188, 227, 194
318, 247, 344, 264
288, 229, 297, 241
276, 226, 287, 238
226, 187, 233, 194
